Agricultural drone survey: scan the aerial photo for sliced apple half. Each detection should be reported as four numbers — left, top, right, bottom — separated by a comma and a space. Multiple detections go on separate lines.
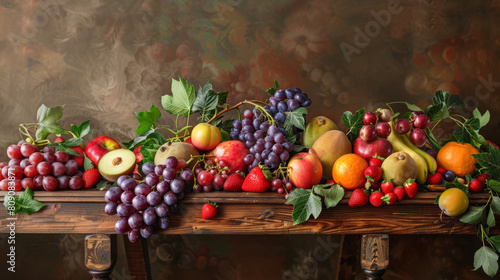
98, 149, 136, 182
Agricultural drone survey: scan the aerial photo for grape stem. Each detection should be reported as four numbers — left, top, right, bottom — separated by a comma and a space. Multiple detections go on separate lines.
206, 100, 273, 125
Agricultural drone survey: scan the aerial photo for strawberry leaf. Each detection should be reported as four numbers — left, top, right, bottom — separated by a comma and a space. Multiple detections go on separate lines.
473, 144, 500, 181
135, 104, 161, 135
473, 246, 498, 277
35, 104, 68, 140
161, 77, 195, 117
286, 188, 322, 226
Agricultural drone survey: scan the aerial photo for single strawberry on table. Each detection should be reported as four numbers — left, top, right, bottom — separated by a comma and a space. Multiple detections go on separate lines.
380, 180, 394, 194
393, 186, 405, 201
223, 173, 245, 192
201, 202, 218, 220
241, 165, 272, 192
369, 191, 384, 207
82, 168, 100, 189
427, 173, 443, 185
403, 178, 418, 198
348, 188, 369, 208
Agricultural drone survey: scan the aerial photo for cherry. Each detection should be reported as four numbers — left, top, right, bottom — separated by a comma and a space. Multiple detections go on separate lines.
375, 122, 391, 138
409, 128, 427, 147
395, 119, 411, 134
413, 114, 431, 130
360, 125, 376, 142
363, 112, 378, 125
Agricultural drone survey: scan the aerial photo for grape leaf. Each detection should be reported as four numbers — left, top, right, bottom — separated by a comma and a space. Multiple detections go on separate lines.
473, 144, 500, 181
473, 246, 499, 277
70, 120, 94, 139
35, 104, 68, 140
313, 184, 344, 208
284, 107, 307, 131
135, 104, 161, 135
459, 206, 484, 225
342, 108, 365, 142
286, 188, 322, 225
161, 77, 196, 117
192, 82, 218, 114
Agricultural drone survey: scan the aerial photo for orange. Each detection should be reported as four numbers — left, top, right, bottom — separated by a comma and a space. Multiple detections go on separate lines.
436, 141, 479, 177
332, 153, 368, 190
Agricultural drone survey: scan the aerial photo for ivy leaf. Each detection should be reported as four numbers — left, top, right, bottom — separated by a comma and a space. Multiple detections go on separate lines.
473, 144, 500, 181
342, 108, 365, 142
70, 120, 94, 139
285, 126, 296, 144
473, 109, 490, 130
35, 104, 68, 140
405, 102, 423, 112
192, 82, 218, 114
313, 184, 344, 208
135, 104, 161, 135
426, 103, 449, 122
161, 77, 196, 117
432, 90, 467, 109
284, 107, 307, 131
286, 188, 322, 226
473, 246, 499, 277
459, 206, 484, 225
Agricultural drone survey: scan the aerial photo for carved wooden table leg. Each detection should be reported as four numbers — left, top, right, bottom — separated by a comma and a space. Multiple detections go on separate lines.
360, 234, 389, 280
85, 234, 117, 280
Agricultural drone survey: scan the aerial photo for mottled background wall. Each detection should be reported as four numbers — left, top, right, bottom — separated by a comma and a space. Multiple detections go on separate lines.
0, 0, 499, 157
1, 0, 500, 279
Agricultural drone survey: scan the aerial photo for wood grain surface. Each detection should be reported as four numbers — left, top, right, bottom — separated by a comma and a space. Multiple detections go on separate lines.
0, 189, 495, 235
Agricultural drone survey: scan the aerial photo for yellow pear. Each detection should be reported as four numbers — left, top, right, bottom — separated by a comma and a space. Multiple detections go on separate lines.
303, 116, 339, 148
311, 130, 352, 179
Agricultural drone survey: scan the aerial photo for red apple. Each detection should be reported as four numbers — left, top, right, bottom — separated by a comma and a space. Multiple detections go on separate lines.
287, 150, 323, 189
133, 145, 144, 163
208, 140, 249, 173
353, 137, 393, 162
84, 136, 121, 167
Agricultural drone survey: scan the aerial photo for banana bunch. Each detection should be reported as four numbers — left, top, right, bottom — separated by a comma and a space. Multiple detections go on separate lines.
387, 121, 437, 184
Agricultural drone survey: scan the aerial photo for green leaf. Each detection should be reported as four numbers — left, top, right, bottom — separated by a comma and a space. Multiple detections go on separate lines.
473, 109, 490, 129
220, 129, 230, 142
17, 199, 45, 215
3, 193, 18, 216
342, 108, 365, 142
55, 144, 81, 157
473, 145, 500, 181
426, 103, 450, 122
96, 180, 116, 191
405, 102, 423, 112
425, 128, 441, 151
266, 80, 280, 95
122, 130, 167, 150
491, 197, 500, 215
83, 154, 94, 170
161, 77, 196, 117
8, 187, 45, 215
286, 188, 322, 225
285, 126, 296, 144
284, 107, 307, 131
434, 194, 441, 204
70, 120, 94, 139
313, 184, 345, 208
135, 104, 161, 135
488, 208, 496, 227
192, 82, 218, 114
292, 145, 305, 153
460, 206, 484, 225
432, 90, 466, 109
489, 180, 500, 193
445, 181, 469, 195
490, 235, 500, 253
466, 174, 473, 183
35, 104, 68, 140
473, 246, 498, 277
216, 91, 228, 105
140, 143, 162, 164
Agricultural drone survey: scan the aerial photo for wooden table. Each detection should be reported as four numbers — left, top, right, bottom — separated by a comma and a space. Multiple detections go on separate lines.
0, 189, 495, 279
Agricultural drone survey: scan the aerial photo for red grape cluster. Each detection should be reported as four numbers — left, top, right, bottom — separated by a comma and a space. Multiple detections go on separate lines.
394, 111, 431, 147
270, 177, 294, 198
0, 140, 84, 191
104, 156, 193, 243
192, 160, 228, 192
359, 109, 393, 142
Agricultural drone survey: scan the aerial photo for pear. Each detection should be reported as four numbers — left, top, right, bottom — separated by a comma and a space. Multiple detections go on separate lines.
154, 142, 199, 167
381, 151, 418, 186
311, 130, 351, 179
303, 116, 339, 148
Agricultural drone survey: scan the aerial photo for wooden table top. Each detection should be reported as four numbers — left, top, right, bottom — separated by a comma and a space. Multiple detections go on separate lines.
0, 189, 495, 235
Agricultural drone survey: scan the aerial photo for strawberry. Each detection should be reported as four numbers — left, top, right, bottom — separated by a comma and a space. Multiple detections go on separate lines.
241, 166, 272, 192
469, 179, 485, 192
348, 189, 369, 207
201, 202, 218, 220
54, 136, 64, 143
82, 168, 100, 189
382, 192, 398, 205
369, 191, 384, 207
393, 187, 405, 201
477, 173, 490, 183
369, 156, 384, 167
370, 181, 381, 190
223, 173, 245, 192
380, 180, 394, 194
427, 173, 443, 185
70, 146, 85, 168
403, 178, 418, 198
326, 179, 336, 185
364, 166, 382, 182
436, 167, 447, 175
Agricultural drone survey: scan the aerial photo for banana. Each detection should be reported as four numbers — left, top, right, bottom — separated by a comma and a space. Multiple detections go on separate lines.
387, 121, 428, 184
400, 132, 437, 174
303, 116, 339, 148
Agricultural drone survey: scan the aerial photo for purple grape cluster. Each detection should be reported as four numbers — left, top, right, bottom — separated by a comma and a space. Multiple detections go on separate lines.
229, 109, 292, 171
104, 156, 194, 243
